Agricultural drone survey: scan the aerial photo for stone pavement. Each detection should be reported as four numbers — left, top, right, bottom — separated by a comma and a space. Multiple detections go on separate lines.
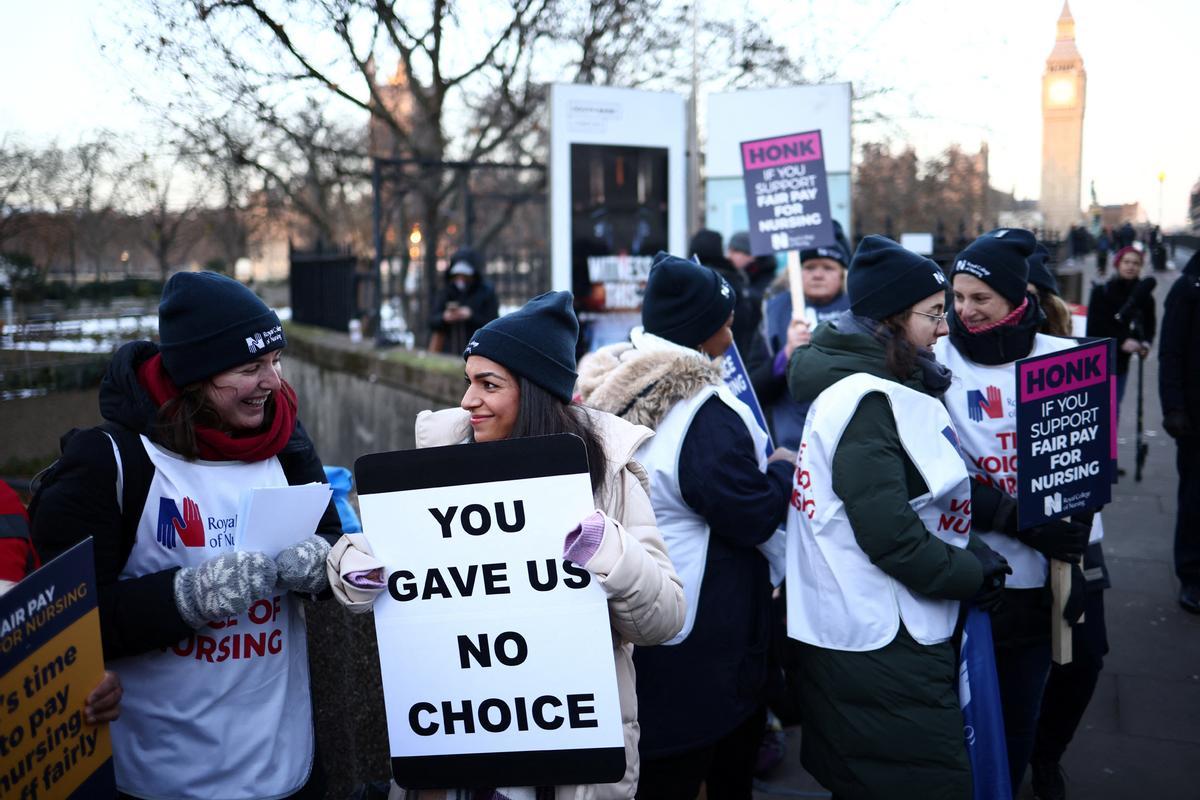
753, 249, 1200, 800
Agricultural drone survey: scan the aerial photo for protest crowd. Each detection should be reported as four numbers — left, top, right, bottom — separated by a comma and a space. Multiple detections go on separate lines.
5, 219, 1199, 800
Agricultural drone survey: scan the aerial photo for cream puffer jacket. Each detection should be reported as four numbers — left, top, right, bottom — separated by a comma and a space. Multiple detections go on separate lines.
332, 406, 686, 800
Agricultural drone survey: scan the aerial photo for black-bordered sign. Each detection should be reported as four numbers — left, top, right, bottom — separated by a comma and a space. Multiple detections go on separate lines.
355, 434, 624, 789
740, 129, 835, 256
1015, 339, 1115, 527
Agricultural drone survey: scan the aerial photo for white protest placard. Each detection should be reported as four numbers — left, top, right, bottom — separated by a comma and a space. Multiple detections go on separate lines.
236, 483, 332, 557
355, 434, 625, 789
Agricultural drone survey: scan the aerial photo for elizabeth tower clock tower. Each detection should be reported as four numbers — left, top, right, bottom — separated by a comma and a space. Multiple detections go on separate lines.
1040, 2, 1086, 235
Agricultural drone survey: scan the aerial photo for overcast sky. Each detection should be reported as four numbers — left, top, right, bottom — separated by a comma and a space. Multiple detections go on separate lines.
2, 0, 1195, 228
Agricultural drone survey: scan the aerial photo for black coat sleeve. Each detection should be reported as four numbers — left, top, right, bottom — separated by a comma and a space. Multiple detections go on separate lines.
30, 428, 193, 661
1159, 279, 1196, 414
678, 396, 792, 548
280, 419, 343, 543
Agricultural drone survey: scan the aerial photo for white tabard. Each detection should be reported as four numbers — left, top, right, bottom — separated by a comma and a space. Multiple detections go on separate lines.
112, 436, 314, 800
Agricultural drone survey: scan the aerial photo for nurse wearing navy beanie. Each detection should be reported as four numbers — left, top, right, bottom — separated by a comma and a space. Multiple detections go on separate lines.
327, 291, 686, 799
933, 229, 1093, 794
779, 235, 1005, 799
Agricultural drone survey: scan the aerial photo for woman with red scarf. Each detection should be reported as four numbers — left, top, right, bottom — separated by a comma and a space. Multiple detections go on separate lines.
32, 271, 341, 800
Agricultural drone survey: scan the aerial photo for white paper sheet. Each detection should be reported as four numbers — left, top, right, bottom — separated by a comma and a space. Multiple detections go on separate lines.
237, 483, 332, 557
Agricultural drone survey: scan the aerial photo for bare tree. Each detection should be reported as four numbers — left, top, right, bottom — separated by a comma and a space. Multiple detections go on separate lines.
130, 153, 208, 281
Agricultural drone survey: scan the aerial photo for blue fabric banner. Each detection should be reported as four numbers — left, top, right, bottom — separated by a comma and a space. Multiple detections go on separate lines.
959, 608, 1012, 800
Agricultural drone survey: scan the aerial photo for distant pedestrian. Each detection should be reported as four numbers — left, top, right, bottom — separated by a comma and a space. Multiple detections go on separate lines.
1086, 246, 1156, 423
1095, 227, 1111, 275
428, 247, 500, 355
726, 231, 777, 315
1158, 250, 1200, 613
689, 229, 764, 359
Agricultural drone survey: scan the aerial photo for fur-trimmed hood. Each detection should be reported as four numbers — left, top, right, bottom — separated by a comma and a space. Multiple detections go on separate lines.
577, 332, 723, 431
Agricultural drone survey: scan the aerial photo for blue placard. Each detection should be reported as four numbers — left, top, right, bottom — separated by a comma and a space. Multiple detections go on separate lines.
1015, 339, 1115, 528
720, 341, 774, 456
739, 130, 835, 256
959, 609, 1012, 800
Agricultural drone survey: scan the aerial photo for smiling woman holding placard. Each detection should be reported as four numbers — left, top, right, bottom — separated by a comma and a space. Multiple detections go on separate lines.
31, 271, 342, 800
328, 291, 685, 799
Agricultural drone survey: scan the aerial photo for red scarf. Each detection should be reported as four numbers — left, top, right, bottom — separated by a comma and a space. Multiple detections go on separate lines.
965, 296, 1029, 335
137, 353, 298, 462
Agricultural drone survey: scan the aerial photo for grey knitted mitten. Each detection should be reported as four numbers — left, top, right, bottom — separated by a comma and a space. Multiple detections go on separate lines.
174, 551, 278, 629
276, 535, 332, 593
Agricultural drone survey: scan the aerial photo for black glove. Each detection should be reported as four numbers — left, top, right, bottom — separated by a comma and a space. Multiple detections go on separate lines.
1163, 409, 1194, 439
1016, 518, 1090, 562
969, 542, 1012, 613
1063, 562, 1086, 626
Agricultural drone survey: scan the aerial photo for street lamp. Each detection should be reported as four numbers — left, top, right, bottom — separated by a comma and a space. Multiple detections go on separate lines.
1157, 172, 1166, 227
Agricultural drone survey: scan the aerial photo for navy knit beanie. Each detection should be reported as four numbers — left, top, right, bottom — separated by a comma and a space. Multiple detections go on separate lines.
847, 235, 948, 321
952, 228, 1036, 308
1026, 243, 1059, 296
642, 251, 736, 348
158, 271, 285, 387
799, 219, 851, 268
463, 291, 579, 403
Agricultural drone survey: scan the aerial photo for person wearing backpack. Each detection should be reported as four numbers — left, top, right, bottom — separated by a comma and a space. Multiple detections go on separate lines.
30, 271, 341, 800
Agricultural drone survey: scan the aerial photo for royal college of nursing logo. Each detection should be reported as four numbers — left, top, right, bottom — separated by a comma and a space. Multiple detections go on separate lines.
245, 324, 284, 354
157, 497, 206, 549
966, 386, 1005, 423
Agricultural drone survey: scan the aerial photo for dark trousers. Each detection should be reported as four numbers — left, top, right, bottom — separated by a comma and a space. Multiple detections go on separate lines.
1176, 440, 1200, 585
995, 639, 1052, 795
1032, 587, 1109, 765
636, 705, 767, 800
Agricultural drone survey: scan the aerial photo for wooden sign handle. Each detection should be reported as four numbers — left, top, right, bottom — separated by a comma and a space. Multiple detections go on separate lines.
1050, 559, 1073, 665
786, 250, 806, 322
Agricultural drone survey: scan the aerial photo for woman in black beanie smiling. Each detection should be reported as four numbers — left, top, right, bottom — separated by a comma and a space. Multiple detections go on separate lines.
933, 228, 1095, 797
576, 252, 795, 799
32, 271, 342, 800
783, 235, 1001, 800
327, 291, 685, 800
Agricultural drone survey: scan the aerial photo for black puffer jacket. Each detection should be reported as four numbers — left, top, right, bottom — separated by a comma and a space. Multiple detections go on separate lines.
1086, 276, 1157, 374
1159, 251, 1200, 427
30, 341, 341, 660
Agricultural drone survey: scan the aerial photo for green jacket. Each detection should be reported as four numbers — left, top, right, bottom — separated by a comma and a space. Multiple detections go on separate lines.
784, 320, 979, 800
787, 321, 983, 601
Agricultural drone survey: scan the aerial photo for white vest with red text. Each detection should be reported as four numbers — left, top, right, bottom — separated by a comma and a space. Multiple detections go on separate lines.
636, 381, 782, 644
934, 335, 1105, 589
111, 436, 314, 800
786, 373, 971, 651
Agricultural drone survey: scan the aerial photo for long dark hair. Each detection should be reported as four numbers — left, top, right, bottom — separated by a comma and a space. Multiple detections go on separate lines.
152, 382, 277, 460
468, 375, 608, 495
879, 309, 918, 380
512, 376, 608, 496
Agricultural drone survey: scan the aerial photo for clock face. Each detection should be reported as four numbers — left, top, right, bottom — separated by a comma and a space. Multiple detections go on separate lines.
1048, 77, 1076, 107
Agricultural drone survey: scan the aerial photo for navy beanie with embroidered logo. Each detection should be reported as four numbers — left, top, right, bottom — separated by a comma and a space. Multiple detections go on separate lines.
463, 291, 579, 403
952, 228, 1036, 308
1026, 242, 1059, 296
158, 271, 285, 387
799, 219, 852, 268
847, 235, 947, 321
642, 251, 736, 348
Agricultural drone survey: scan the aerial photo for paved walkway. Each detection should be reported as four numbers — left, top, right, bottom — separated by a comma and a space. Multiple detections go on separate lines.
754, 249, 1200, 799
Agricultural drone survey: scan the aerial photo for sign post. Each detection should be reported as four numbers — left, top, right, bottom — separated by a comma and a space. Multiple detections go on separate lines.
0, 539, 115, 799
355, 435, 625, 789
1015, 339, 1115, 663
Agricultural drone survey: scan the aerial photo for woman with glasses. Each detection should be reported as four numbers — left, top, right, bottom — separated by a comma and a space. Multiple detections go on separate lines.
783, 235, 1006, 799
933, 229, 1093, 796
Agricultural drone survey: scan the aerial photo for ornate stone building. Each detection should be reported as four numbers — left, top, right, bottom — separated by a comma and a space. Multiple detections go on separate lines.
1040, 1, 1087, 235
